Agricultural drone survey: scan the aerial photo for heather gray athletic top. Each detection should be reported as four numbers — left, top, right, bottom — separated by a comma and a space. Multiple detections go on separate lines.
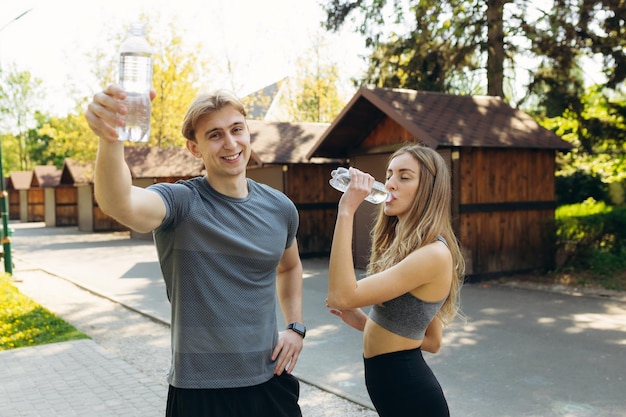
368, 236, 449, 340
149, 176, 298, 389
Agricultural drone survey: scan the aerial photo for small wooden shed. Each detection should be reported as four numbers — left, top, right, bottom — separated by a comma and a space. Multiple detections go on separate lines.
30, 166, 61, 223
6, 171, 31, 221
60, 158, 96, 232
247, 120, 344, 256
308, 87, 572, 277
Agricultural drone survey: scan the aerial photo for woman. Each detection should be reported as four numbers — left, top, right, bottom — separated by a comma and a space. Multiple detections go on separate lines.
327, 143, 465, 417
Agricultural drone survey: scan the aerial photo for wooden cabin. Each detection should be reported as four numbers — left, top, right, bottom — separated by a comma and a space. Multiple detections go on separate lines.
247, 120, 344, 256
6, 171, 31, 221
308, 87, 572, 277
60, 159, 98, 232
30, 165, 76, 227
29, 166, 61, 223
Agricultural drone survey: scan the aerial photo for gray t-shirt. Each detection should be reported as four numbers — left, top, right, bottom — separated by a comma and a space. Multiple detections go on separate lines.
149, 176, 298, 389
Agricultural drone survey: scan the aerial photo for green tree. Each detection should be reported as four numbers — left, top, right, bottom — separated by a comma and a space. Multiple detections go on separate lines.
542, 86, 626, 204
321, 0, 625, 108
38, 101, 98, 166
0, 65, 44, 171
322, 0, 503, 95
148, 19, 207, 147
0, 133, 21, 174
282, 37, 345, 123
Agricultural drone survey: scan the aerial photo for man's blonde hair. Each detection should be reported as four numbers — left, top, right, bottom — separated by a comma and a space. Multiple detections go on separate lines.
181, 90, 247, 142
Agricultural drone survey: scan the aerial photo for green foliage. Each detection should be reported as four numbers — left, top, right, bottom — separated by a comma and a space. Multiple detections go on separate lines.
321, 0, 625, 107
37, 105, 99, 167
542, 86, 626, 205
327, 0, 486, 94
282, 37, 346, 123
554, 199, 626, 289
555, 171, 608, 205
0, 274, 89, 350
148, 18, 205, 147
0, 66, 44, 171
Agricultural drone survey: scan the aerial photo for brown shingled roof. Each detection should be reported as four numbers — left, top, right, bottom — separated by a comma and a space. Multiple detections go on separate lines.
7, 171, 32, 190
248, 120, 334, 164
31, 165, 61, 188
124, 146, 205, 178
61, 158, 93, 185
308, 87, 572, 158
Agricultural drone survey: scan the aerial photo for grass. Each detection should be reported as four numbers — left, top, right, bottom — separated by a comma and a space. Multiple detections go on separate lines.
0, 273, 89, 351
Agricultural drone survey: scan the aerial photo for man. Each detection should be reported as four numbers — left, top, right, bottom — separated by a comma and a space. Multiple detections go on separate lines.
85, 85, 305, 417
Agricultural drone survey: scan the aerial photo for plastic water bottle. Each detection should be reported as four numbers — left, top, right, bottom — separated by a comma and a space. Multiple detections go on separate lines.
329, 167, 391, 204
116, 22, 153, 143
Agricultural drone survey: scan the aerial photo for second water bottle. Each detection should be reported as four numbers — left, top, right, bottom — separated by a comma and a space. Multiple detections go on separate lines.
329, 167, 390, 204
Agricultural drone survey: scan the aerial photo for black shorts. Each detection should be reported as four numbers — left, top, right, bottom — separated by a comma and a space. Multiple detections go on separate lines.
165, 373, 301, 417
364, 348, 449, 417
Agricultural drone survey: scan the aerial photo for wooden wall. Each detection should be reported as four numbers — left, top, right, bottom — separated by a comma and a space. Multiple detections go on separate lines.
362, 116, 415, 146
8, 190, 19, 220
284, 163, 339, 256
55, 186, 78, 226
457, 147, 557, 276
347, 114, 559, 277
27, 189, 45, 222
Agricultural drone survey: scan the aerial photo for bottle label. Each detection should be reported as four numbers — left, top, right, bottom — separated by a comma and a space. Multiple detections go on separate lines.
119, 53, 153, 92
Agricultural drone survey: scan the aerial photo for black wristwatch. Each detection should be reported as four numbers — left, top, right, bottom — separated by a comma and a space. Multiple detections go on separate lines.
287, 322, 306, 339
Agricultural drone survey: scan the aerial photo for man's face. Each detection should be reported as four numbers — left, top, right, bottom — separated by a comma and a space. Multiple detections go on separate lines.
187, 105, 251, 180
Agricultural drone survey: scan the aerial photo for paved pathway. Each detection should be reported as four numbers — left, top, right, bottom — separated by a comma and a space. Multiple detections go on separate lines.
0, 339, 165, 417
3, 222, 626, 416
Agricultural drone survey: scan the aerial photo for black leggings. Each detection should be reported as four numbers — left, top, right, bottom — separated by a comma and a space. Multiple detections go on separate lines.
364, 348, 449, 417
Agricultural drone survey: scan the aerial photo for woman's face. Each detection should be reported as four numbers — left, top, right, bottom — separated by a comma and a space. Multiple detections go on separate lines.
383, 153, 420, 220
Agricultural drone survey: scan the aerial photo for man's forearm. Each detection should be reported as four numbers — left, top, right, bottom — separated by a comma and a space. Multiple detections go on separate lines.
94, 139, 133, 218
277, 268, 303, 324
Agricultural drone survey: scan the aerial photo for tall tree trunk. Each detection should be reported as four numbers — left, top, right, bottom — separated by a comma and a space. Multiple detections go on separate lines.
487, 0, 506, 97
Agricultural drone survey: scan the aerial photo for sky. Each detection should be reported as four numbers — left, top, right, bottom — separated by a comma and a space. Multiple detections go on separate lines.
1, 0, 369, 116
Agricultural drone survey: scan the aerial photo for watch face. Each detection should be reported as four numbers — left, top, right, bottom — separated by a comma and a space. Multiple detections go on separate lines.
289, 322, 306, 336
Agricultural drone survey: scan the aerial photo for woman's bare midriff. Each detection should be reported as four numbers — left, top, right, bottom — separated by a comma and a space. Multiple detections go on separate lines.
362, 318, 422, 359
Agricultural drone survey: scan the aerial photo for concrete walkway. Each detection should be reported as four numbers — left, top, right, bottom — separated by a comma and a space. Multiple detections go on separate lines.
3, 222, 626, 417
0, 339, 166, 416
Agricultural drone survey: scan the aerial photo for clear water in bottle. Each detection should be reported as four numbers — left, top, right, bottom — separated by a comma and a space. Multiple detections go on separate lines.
329, 167, 391, 204
117, 89, 151, 142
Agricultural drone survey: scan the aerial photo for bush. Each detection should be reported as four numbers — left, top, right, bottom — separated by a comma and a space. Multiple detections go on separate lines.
554, 199, 626, 290
0, 274, 89, 350
556, 171, 608, 205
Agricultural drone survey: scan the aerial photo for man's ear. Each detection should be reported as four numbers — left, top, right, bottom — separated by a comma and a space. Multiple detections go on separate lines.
186, 140, 201, 158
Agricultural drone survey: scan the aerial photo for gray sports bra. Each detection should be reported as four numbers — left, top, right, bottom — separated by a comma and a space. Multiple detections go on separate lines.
368, 236, 449, 340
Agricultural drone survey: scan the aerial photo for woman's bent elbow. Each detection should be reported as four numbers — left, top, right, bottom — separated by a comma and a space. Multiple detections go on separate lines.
421, 339, 442, 354
327, 294, 353, 310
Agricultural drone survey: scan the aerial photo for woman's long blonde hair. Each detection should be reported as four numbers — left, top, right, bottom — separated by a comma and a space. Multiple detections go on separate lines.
367, 144, 465, 325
